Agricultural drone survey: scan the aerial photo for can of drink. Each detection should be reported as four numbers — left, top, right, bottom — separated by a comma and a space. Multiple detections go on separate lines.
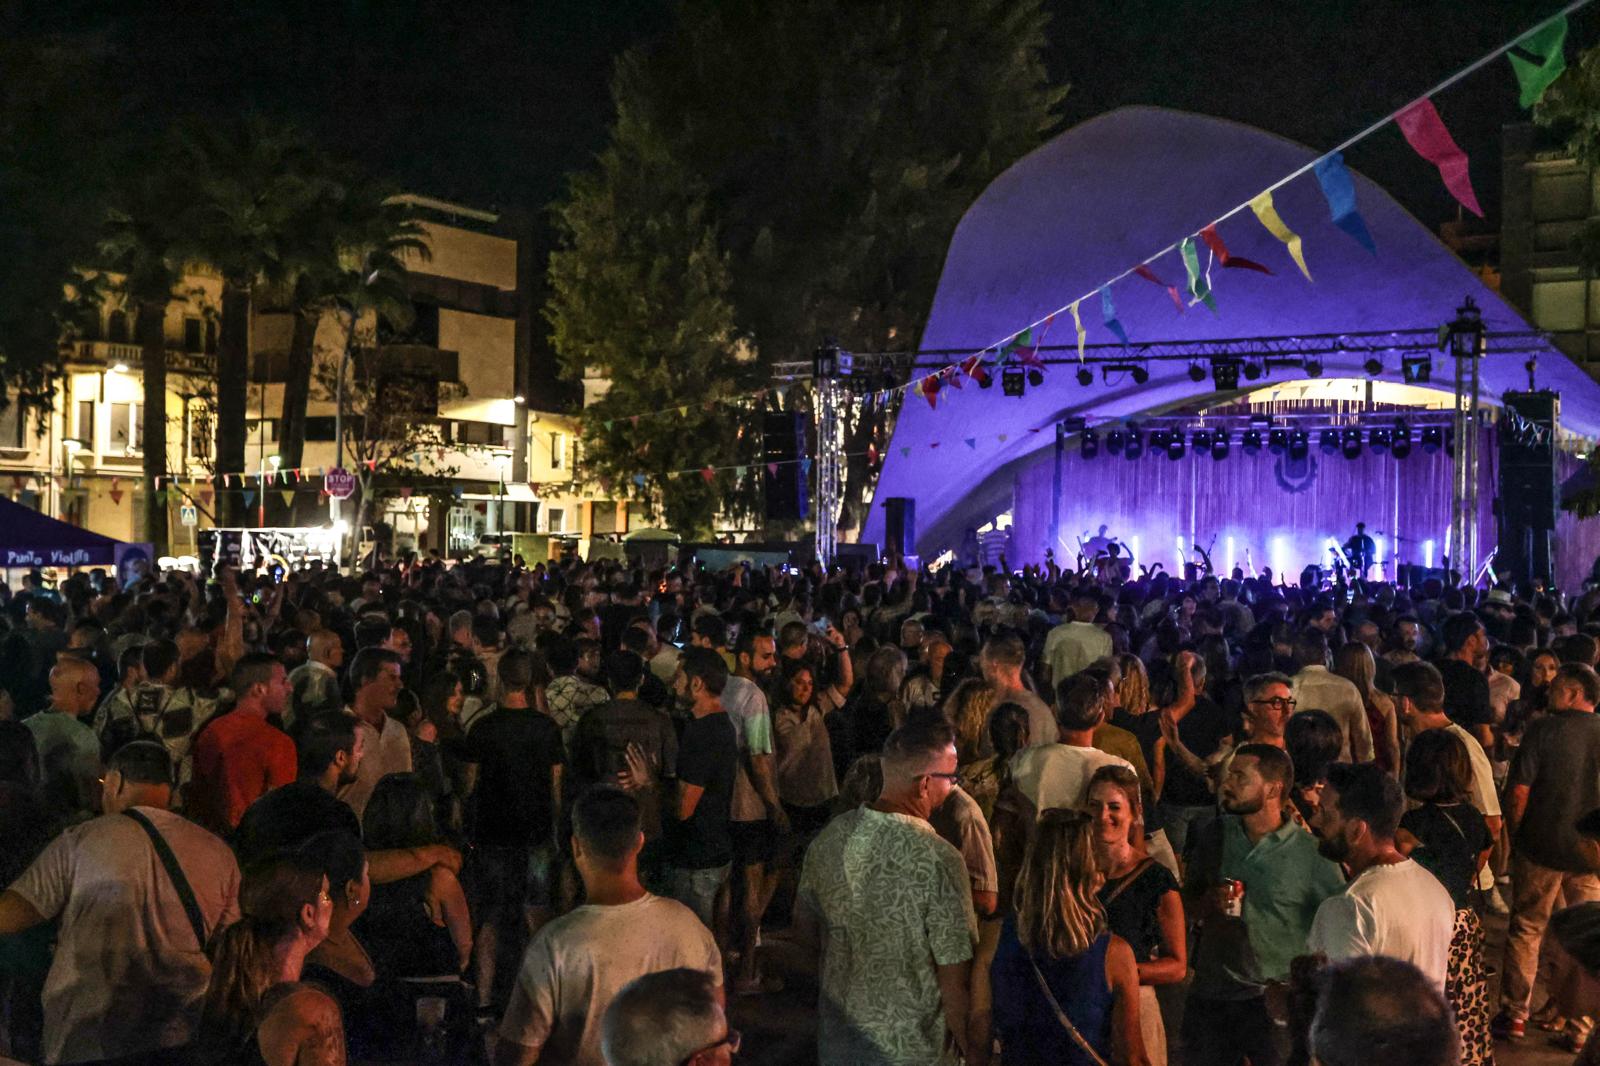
1222, 878, 1245, 918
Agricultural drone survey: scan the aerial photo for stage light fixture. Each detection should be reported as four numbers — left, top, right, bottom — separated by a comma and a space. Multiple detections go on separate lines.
1304, 356, 1324, 377
1192, 429, 1212, 452
1268, 427, 1289, 455
1131, 364, 1150, 385
1392, 419, 1412, 459
1212, 359, 1241, 390
1125, 430, 1144, 460
1289, 429, 1309, 461
1106, 430, 1125, 455
1402, 353, 1432, 383
1149, 429, 1169, 451
1027, 368, 1045, 387
1319, 428, 1340, 455
1369, 427, 1391, 453
1242, 429, 1263, 454
1167, 431, 1186, 460
1341, 426, 1363, 459
1188, 362, 1207, 383
1076, 366, 1093, 386
1422, 425, 1444, 453
1080, 429, 1099, 459
1001, 366, 1027, 396
1363, 356, 1383, 376
1243, 359, 1264, 381
1211, 431, 1230, 460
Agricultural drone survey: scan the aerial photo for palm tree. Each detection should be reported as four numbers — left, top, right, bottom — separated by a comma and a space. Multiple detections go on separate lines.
100, 159, 194, 555
275, 178, 428, 524
179, 118, 331, 527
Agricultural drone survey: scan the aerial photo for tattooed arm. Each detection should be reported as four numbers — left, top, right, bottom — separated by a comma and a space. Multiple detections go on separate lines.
257, 986, 346, 1066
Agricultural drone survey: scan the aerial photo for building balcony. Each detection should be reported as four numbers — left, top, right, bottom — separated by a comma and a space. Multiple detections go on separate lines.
72, 340, 216, 378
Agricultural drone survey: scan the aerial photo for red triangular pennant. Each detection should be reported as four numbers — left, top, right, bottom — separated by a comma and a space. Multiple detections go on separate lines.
1199, 225, 1272, 274
1134, 264, 1186, 312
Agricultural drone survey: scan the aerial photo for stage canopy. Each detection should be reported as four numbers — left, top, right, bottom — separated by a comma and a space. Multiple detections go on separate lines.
864, 106, 1600, 573
0, 495, 129, 568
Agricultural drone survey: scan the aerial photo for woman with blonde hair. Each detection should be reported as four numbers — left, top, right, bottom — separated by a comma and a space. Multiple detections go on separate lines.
198, 855, 344, 1066
970, 809, 1149, 1065
945, 677, 1001, 820
1088, 765, 1185, 1065
1333, 642, 1399, 774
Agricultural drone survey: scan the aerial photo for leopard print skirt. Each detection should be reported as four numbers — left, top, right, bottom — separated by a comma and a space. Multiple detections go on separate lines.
1447, 906, 1494, 1066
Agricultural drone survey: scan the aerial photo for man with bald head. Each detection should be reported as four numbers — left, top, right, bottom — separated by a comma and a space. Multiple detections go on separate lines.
287, 628, 345, 728
24, 656, 103, 816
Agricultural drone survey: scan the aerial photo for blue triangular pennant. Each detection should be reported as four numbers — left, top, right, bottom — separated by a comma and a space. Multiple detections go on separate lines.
1314, 152, 1376, 254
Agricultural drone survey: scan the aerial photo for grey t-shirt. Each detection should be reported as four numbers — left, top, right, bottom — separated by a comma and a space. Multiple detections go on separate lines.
1509, 710, 1600, 872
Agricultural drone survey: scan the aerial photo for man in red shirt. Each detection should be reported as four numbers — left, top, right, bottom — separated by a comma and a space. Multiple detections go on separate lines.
187, 651, 295, 832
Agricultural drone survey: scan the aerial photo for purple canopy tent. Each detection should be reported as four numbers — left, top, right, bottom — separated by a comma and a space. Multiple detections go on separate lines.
864, 107, 1600, 586
0, 496, 150, 583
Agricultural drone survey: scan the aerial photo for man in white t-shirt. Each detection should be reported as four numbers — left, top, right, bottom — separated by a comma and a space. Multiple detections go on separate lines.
496, 787, 722, 1066
1010, 672, 1132, 814
1040, 589, 1111, 689
0, 741, 241, 1066
1393, 662, 1503, 892
338, 648, 412, 820
1308, 762, 1454, 989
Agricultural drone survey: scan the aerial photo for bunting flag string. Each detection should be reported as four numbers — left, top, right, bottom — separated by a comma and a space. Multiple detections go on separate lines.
1249, 190, 1312, 280
1198, 224, 1272, 274
1510, 15, 1568, 107
1313, 152, 1376, 254
1133, 265, 1185, 313
1099, 287, 1129, 347
1179, 238, 1217, 313
1395, 99, 1483, 217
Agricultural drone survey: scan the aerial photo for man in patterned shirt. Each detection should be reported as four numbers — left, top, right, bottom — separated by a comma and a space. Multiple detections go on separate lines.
547, 637, 610, 744
795, 717, 977, 1065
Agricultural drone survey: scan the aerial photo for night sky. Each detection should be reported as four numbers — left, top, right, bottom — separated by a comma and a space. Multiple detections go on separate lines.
14, 0, 1598, 256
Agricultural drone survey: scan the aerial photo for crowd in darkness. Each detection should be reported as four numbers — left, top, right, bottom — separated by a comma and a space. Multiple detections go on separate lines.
1, 551, 1600, 1065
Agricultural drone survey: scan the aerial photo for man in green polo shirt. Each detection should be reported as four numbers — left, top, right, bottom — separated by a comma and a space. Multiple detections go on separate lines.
1182, 744, 1345, 1066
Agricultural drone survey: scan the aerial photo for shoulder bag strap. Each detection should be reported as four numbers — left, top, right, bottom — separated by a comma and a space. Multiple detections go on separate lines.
1026, 954, 1112, 1066
1101, 858, 1155, 907
125, 808, 209, 951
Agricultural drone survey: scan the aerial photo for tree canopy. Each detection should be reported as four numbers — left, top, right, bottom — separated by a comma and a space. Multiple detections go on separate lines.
548, 0, 1064, 534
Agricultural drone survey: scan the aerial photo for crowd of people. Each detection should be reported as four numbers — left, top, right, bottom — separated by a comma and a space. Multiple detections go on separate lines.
0, 550, 1599, 1065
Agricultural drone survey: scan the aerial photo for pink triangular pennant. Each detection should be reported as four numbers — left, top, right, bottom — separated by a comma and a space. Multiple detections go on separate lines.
1395, 99, 1483, 217
1133, 264, 1186, 312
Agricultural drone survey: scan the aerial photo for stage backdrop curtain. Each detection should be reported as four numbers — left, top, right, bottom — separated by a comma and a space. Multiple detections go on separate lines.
1010, 431, 1518, 585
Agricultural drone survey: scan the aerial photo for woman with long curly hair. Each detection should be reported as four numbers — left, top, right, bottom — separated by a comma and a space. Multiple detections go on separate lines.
198, 855, 343, 1065
971, 809, 1149, 1065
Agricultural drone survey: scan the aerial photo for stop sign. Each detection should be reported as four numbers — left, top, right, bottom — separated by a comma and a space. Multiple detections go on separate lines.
325, 467, 356, 500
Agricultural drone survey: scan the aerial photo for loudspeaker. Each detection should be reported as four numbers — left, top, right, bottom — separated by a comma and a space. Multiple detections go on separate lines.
882, 497, 915, 558
1498, 391, 1559, 584
763, 411, 808, 521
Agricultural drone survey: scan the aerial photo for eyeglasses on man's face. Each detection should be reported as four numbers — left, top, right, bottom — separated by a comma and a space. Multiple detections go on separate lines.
1248, 696, 1297, 711
920, 771, 961, 784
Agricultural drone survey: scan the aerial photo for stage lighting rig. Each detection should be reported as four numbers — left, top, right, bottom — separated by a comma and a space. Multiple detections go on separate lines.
1027, 368, 1045, 387
1243, 428, 1263, 454
1369, 427, 1391, 452
1341, 426, 1362, 459
1288, 429, 1309, 461
1001, 366, 1027, 396
1363, 356, 1383, 376
1124, 429, 1144, 460
1392, 420, 1412, 459
1081, 428, 1099, 458
1319, 428, 1340, 455
1242, 359, 1264, 381
1104, 362, 1150, 385
1268, 427, 1289, 455
1167, 430, 1186, 460
1211, 431, 1230, 460
1212, 359, 1242, 390
1106, 430, 1125, 455
1076, 366, 1093, 386
1402, 353, 1432, 383
1303, 355, 1324, 377
1188, 362, 1207, 383
1192, 429, 1212, 452
1422, 425, 1444, 453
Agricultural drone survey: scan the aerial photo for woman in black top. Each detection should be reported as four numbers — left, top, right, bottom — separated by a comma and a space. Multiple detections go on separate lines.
1397, 729, 1492, 1066
1087, 764, 1185, 1066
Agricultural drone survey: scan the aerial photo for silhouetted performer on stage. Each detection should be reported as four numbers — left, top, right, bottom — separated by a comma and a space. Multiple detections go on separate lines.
1344, 522, 1376, 578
